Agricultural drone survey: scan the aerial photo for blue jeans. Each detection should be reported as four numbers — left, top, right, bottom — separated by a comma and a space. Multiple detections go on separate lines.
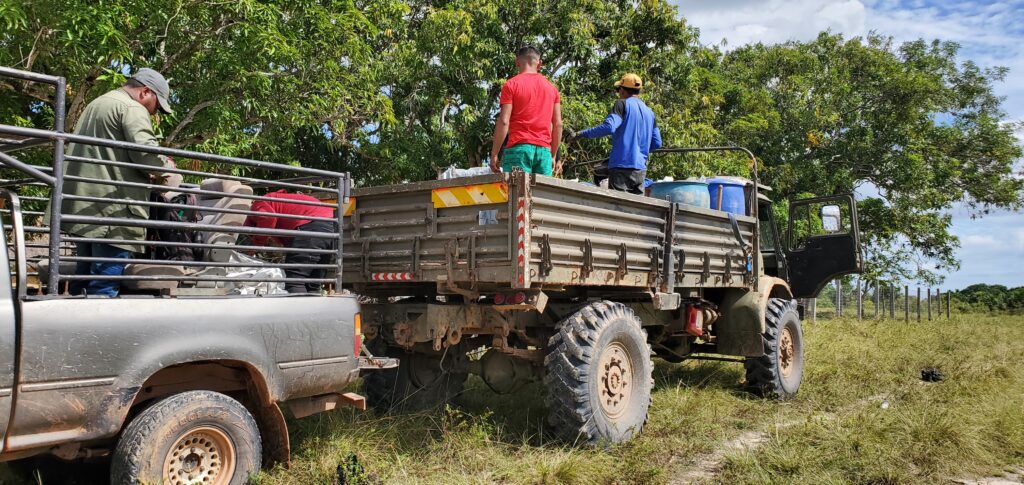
71, 243, 131, 297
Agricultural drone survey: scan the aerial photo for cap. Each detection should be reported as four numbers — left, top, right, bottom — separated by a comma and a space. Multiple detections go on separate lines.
131, 68, 173, 115
614, 73, 643, 91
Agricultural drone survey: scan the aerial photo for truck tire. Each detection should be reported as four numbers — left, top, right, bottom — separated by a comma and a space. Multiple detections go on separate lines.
544, 301, 653, 444
364, 349, 467, 413
111, 390, 262, 485
745, 298, 804, 399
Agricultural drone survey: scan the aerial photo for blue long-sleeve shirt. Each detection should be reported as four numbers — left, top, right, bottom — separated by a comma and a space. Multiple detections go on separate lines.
579, 97, 662, 170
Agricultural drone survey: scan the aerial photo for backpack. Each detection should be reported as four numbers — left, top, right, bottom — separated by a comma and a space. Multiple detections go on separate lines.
148, 192, 203, 261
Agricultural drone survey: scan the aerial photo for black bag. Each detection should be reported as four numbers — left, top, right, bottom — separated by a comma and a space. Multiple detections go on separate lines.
148, 192, 203, 261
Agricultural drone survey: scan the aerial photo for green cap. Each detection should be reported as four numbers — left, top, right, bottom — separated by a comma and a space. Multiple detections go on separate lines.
131, 68, 173, 115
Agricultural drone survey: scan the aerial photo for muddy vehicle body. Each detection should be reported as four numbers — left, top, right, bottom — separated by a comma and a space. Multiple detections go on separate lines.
0, 67, 377, 484
345, 148, 861, 443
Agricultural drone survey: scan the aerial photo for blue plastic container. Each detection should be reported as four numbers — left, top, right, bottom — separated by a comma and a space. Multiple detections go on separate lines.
707, 177, 748, 215
648, 180, 711, 208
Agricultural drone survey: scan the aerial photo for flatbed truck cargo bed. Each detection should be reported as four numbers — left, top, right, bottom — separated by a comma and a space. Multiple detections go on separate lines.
342, 172, 757, 293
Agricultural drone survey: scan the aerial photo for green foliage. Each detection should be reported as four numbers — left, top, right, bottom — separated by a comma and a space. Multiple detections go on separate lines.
1, 1, 1021, 282
951, 284, 1024, 314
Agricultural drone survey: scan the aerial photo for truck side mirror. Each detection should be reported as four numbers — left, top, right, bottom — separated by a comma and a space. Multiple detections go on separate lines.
820, 205, 841, 233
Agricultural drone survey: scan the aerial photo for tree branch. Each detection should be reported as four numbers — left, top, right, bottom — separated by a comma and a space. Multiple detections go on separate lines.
165, 100, 216, 144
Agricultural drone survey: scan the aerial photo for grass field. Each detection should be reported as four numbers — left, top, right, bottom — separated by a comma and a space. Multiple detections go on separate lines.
3, 314, 1021, 484
252, 313, 1024, 485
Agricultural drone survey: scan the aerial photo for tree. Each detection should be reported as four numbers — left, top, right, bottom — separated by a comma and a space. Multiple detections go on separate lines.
0, 0, 398, 165
2, 1, 1021, 282
717, 34, 1023, 283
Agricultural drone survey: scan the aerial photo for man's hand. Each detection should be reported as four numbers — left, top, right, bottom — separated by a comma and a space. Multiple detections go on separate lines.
554, 159, 564, 177
148, 173, 170, 184
565, 128, 579, 142
489, 151, 501, 173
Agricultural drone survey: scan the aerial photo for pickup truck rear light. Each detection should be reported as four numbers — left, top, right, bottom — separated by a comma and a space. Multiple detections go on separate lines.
494, 293, 506, 305
354, 313, 362, 356
512, 292, 527, 304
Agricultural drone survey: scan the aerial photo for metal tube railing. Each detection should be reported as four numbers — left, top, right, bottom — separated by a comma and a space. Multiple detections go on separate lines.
60, 174, 337, 209
0, 65, 352, 296
62, 194, 337, 223
63, 154, 336, 193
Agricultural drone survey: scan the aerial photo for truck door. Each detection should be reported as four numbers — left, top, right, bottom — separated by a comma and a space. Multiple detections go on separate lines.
784, 194, 862, 298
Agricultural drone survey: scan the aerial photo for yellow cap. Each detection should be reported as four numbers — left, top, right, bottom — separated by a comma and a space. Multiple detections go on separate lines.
614, 73, 643, 90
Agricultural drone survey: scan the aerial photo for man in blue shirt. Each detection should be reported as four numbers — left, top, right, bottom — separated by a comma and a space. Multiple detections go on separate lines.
573, 73, 662, 194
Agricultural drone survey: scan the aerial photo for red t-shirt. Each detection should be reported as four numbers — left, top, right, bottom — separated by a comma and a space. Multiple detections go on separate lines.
244, 190, 334, 246
499, 72, 561, 148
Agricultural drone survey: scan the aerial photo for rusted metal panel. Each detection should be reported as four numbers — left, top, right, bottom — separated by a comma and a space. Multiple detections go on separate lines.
343, 173, 759, 293
342, 174, 513, 285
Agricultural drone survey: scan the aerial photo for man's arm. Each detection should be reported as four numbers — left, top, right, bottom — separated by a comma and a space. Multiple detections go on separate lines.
551, 103, 563, 175
121, 105, 166, 169
578, 100, 625, 139
490, 104, 513, 173
652, 122, 663, 150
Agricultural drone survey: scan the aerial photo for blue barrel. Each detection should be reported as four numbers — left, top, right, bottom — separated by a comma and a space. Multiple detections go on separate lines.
707, 177, 748, 215
648, 180, 711, 208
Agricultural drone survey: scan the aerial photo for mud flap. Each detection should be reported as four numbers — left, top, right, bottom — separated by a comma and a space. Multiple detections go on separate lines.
716, 289, 766, 357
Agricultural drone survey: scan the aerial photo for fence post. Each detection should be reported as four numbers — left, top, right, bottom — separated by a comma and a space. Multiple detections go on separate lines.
927, 288, 932, 321
916, 287, 922, 322
836, 280, 842, 318
890, 286, 896, 319
874, 282, 880, 319
857, 278, 863, 320
812, 297, 817, 322
904, 285, 909, 322
946, 292, 951, 319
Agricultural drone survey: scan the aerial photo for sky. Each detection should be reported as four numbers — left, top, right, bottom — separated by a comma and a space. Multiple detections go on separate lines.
673, 0, 1024, 290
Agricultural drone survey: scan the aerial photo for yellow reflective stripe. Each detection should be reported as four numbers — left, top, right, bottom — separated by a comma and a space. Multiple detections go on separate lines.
452, 188, 476, 206
320, 198, 356, 216
432, 183, 508, 208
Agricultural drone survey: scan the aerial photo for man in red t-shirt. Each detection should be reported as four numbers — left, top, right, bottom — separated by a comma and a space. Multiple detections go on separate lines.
489, 46, 564, 176
244, 190, 336, 294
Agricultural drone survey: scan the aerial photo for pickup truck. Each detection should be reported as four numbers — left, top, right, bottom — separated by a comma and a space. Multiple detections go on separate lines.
0, 66, 376, 485
344, 147, 862, 444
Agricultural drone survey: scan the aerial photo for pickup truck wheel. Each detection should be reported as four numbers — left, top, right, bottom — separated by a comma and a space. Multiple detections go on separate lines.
544, 301, 653, 444
111, 390, 262, 485
744, 298, 804, 399
364, 349, 467, 413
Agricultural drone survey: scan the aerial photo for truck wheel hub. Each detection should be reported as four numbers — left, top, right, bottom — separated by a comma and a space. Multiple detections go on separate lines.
598, 342, 632, 419
779, 326, 795, 378
164, 426, 235, 485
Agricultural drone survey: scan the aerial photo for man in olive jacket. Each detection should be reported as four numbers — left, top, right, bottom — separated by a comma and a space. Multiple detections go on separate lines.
59, 68, 174, 296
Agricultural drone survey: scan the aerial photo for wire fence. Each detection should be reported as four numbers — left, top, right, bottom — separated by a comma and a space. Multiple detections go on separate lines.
802, 278, 953, 322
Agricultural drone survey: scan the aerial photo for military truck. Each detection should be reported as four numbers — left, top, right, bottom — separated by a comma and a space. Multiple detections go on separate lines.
343, 147, 861, 443
0, 66, 388, 484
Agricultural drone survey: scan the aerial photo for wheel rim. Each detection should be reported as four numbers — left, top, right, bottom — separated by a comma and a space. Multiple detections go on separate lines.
163, 426, 236, 485
779, 325, 796, 379
598, 342, 633, 420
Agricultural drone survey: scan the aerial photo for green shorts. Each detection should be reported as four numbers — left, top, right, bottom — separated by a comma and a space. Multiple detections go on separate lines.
502, 143, 553, 176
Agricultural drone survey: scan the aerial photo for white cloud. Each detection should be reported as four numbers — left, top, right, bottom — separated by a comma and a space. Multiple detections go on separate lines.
960, 234, 1003, 250
677, 0, 868, 46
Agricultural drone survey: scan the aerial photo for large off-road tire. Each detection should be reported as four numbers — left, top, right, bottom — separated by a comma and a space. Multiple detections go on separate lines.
745, 298, 804, 399
544, 301, 654, 444
111, 390, 261, 485
363, 349, 468, 413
